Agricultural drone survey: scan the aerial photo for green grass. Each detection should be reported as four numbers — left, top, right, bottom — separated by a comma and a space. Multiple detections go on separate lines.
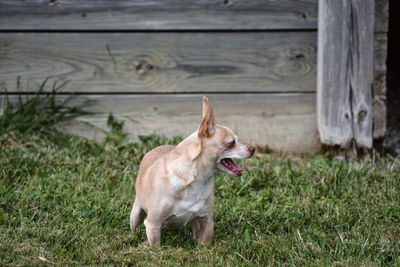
1, 90, 400, 266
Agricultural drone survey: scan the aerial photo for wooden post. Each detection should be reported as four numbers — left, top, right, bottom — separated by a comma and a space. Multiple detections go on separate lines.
317, 0, 375, 150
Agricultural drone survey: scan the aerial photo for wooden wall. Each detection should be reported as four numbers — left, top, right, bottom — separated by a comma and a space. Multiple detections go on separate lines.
0, 0, 387, 152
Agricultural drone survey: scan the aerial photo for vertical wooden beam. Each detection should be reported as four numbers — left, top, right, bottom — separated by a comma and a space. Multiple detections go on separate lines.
317, 0, 353, 148
317, 0, 375, 150
350, 0, 375, 148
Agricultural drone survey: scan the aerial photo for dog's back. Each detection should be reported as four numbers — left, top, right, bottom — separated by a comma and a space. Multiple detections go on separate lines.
136, 145, 175, 186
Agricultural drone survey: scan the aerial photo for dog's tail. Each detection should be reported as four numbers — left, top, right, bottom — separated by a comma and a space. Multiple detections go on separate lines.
130, 198, 145, 232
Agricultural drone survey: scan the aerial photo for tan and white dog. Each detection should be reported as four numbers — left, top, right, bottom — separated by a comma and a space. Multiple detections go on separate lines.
130, 97, 255, 245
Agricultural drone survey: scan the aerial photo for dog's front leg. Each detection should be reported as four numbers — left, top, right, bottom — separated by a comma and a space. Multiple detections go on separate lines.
144, 218, 162, 245
197, 218, 214, 243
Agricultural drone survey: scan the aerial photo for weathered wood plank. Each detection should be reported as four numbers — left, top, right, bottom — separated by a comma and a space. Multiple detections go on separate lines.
317, 0, 353, 147
350, 0, 375, 148
0, 32, 317, 93
0, 0, 387, 32
317, 0, 374, 149
0, 0, 318, 30
374, 0, 389, 33
0, 93, 319, 152
373, 33, 387, 138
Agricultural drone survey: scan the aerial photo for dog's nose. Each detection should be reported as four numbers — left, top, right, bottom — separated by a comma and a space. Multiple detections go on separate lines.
248, 146, 255, 156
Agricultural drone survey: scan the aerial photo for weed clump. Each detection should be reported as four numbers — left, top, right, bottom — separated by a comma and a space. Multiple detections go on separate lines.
0, 78, 89, 137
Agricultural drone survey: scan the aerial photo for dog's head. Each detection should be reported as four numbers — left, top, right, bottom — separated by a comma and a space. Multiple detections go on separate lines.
197, 97, 255, 177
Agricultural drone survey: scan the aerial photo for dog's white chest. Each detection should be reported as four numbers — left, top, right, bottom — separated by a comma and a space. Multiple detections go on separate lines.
165, 179, 213, 226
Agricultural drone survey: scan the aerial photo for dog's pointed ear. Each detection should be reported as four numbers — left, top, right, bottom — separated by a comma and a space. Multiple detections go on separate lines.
198, 96, 216, 138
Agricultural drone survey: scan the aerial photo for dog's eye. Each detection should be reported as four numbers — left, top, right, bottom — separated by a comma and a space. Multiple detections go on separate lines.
228, 140, 235, 148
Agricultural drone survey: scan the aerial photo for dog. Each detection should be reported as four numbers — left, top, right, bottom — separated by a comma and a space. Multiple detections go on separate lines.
130, 96, 255, 245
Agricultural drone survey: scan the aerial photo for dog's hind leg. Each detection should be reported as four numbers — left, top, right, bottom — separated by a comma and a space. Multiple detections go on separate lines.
130, 199, 145, 232
192, 220, 200, 240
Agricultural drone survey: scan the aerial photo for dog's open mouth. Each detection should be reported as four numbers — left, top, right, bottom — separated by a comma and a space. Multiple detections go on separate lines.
221, 158, 246, 176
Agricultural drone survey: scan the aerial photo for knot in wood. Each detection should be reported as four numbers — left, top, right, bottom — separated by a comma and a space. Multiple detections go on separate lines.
136, 61, 154, 75
358, 110, 367, 123
295, 53, 305, 59
48, 0, 58, 6
289, 49, 305, 60
222, 0, 232, 7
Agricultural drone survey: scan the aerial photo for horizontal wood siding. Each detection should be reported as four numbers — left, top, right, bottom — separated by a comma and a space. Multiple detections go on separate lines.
0, 33, 317, 93
0, 0, 387, 32
0, 0, 318, 30
0, 94, 318, 152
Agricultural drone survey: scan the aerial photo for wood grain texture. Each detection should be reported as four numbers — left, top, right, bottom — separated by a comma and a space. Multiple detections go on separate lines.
350, 0, 375, 148
317, 0, 374, 149
0, 93, 319, 152
372, 0, 388, 139
0, 0, 387, 32
317, 0, 353, 147
0, 32, 317, 93
373, 33, 387, 138
0, 0, 318, 30
374, 0, 389, 33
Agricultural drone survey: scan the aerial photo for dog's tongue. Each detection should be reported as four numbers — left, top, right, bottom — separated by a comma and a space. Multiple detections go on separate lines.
223, 158, 246, 175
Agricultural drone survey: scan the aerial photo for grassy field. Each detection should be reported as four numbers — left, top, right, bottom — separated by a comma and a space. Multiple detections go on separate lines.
1, 89, 400, 266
